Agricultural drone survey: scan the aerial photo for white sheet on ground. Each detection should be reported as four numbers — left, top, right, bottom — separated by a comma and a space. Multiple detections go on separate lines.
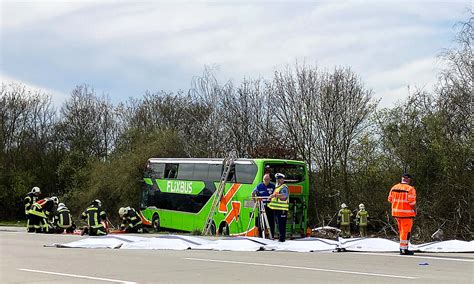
54, 235, 147, 249
413, 240, 474, 253
51, 235, 473, 253
195, 237, 276, 251
121, 235, 211, 250
265, 237, 338, 252
339, 237, 401, 252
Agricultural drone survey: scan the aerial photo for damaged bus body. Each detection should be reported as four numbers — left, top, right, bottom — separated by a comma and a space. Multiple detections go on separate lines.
140, 158, 309, 237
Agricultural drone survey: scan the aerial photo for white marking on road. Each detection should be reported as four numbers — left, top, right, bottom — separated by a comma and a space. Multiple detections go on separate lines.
18, 268, 137, 284
348, 252, 474, 263
184, 257, 417, 279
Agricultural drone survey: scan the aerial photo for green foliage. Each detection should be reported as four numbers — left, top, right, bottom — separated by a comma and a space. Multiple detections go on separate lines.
64, 130, 186, 223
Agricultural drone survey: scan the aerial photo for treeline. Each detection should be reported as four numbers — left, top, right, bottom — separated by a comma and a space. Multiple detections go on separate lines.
1, 17, 472, 241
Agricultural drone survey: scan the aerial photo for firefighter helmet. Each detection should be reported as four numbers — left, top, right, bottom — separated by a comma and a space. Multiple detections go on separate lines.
118, 207, 127, 217
359, 203, 365, 210
93, 199, 102, 207
50, 196, 59, 205
31, 186, 41, 194
341, 203, 348, 209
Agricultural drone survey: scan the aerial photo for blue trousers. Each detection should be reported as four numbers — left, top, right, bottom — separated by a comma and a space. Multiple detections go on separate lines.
274, 210, 287, 242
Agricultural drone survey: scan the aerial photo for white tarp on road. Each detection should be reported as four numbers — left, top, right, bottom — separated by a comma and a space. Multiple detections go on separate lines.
265, 237, 338, 252
53, 235, 147, 249
121, 235, 211, 250
51, 235, 474, 253
339, 237, 401, 252
413, 240, 474, 253
195, 237, 275, 251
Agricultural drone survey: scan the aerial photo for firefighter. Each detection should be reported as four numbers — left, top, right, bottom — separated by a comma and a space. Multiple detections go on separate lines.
24, 186, 41, 232
80, 199, 107, 236
388, 173, 417, 255
28, 196, 58, 233
118, 207, 144, 233
268, 173, 289, 242
356, 203, 369, 237
337, 203, 352, 238
53, 203, 76, 233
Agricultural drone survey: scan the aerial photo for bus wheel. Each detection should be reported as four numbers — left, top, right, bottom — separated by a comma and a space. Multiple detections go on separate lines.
209, 221, 216, 235
219, 222, 230, 236
152, 214, 160, 232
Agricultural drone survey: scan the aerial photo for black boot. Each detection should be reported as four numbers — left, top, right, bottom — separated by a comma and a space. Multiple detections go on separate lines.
400, 249, 414, 255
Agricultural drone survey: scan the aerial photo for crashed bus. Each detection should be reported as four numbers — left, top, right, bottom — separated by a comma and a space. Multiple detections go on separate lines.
140, 158, 309, 237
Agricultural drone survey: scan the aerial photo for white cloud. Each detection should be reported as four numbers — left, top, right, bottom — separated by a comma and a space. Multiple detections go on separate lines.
367, 57, 445, 107
0, 73, 68, 107
0, 0, 470, 107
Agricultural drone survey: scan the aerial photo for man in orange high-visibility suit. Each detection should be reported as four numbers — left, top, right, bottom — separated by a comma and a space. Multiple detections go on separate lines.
388, 173, 416, 255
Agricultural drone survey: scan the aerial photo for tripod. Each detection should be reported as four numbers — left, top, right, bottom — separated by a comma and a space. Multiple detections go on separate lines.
246, 197, 273, 239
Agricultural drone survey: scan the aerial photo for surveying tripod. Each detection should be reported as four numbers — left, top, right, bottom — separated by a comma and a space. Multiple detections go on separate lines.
246, 197, 273, 239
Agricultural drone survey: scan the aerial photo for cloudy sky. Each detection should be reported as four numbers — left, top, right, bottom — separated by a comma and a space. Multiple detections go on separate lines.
0, 0, 470, 107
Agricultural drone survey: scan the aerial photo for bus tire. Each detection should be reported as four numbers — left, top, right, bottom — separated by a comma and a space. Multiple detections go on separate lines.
219, 222, 230, 236
152, 214, 160, 232
207, 221, 216, 235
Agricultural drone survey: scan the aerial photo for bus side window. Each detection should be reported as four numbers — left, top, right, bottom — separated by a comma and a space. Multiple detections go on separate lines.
208, 164, 223, 181
177, 163, 194, 180
165, 163, 179, 179
226, 165, 236, 182
192, 164, 209, 181
235, 164, 257, 184
149, 163, 165, 179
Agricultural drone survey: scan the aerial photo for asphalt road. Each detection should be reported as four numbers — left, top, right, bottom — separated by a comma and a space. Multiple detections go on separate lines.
0, 227, 472, 283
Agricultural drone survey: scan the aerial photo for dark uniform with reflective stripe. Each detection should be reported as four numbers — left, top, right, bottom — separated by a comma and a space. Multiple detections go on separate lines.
356, 209, 369, 237
24, 193, 39, 232
54, 207, 76, 233
120, 208, 143, 233
81, 205, 107, 236
338, 208, 352, 238
28, 198, 55, 233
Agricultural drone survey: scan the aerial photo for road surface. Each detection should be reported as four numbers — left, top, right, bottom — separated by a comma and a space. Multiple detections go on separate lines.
0, 227, 472, 283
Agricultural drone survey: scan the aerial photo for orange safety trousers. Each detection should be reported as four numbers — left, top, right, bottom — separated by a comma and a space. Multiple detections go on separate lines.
396, 217, 413, 250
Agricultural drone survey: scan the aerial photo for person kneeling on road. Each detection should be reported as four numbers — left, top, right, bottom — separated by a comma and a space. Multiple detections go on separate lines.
119, 207, 145, 233
80, 199, 107, 236
53, 203, 76, 233
28, 196, 59, 233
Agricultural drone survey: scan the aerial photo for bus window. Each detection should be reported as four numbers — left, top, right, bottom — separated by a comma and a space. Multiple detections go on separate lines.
177, 163, 194, 180
235, 164, 257, 184
192, 164, 209, 181
226, 164, 236, 182
265, 164, 305, 183
208, 164, 223, 181
164, 163, 179, 179
146, 163, 165, 179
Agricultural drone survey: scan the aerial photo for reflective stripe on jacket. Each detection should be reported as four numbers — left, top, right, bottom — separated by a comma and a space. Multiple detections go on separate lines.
28, 203, 47, 218
24, 193, 38, 214
356, 210, 369, 226
268, 184, 289, 211
81, 206, 107, 228
121, 208, 142, 228
55, 208, 72, 228
338, 208, 352, 225
388, 183, 416, 217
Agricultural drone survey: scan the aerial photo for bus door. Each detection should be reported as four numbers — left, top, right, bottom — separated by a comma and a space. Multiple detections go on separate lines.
264, 163, 307, 235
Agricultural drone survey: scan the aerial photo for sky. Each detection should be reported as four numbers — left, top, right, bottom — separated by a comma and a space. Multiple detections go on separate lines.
0, 0, 471, 108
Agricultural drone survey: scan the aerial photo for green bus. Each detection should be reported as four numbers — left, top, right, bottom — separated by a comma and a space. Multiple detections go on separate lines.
140, 158, 309, 237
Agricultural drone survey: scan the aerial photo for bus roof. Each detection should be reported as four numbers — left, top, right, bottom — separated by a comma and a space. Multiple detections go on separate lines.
148, 158, 254, 165
147, 158, 305, 165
